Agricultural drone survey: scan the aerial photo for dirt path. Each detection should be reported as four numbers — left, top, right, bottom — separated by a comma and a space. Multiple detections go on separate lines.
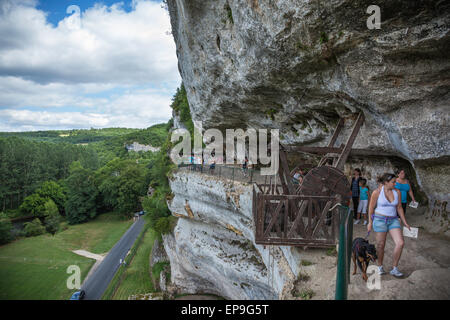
72, 250, 105, 261
289, 210, 450, 300
72, 250, 106, 286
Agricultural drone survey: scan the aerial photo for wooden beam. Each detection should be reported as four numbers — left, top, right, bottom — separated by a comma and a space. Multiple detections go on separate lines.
311, 200, 333, 238
328, 118, 345, 148
278, 148, 295, 195
263, 200, 284, 238
335, 112, 365, 170
287, 199, 309, 238
318, 118, 345, 166
284, 146, 394, 157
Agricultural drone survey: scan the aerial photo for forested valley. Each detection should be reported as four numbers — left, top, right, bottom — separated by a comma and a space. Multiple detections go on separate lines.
0, 84, 191, 245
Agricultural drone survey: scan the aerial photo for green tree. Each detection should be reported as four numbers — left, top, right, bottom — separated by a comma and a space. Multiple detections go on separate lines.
116, 164, 148, 217
65, 161, 99, 224
94, 158, 123, 211
23, 218, 46, 237
19, 193, 47, 218
0, 212, 13, 244
142, 189, 171, 229
36, 181, 67, 215
43, 199, 61, 235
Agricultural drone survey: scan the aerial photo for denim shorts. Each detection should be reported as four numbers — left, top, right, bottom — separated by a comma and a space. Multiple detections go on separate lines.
373, 215, 401, 233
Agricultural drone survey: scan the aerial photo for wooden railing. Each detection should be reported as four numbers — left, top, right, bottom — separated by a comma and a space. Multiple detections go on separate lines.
253, 188, 341, 247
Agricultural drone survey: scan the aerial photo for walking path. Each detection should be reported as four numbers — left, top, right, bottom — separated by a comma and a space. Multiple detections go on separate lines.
289, 207, 450, 299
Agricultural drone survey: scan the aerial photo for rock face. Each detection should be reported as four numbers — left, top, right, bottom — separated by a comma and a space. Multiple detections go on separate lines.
163, 170, 297, 299
163, 0, 450, 299
150, 238, 169, 268
125, 141, 160, 153
166, 0, 449, 223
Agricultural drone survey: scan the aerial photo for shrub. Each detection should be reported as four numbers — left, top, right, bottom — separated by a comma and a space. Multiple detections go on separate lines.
154, 216, 177, 235
19, 193, 47, 218
23, 218, 46, 237
44, 199, 61, 235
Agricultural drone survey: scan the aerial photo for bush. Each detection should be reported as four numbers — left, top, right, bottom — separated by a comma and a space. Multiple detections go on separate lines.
0, 213, 13, 244
44, 199, 61, 235
142, 189, 171, 229
19, 193, 47, 218
23, 218, 46, 237
154, 216, 177, 235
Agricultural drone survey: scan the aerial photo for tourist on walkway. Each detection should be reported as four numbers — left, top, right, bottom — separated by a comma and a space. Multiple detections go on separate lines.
242, 156, 249, 177
190, 153, 195, 171
292, 169, 303, 185
395, 168, 417, 215
367, 173, 411, 277
350, 168, 362, 220
209, 157, 216, 174
355, 178, 369, 225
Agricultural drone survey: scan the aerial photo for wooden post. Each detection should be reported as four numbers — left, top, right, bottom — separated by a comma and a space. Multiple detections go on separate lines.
335, 113, 364, 170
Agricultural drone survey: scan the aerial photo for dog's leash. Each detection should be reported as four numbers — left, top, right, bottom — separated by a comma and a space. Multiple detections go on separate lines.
365, 231, 371, 240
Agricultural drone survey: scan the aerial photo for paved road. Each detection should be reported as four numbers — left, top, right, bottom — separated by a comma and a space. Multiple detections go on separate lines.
81, 217, 146, 300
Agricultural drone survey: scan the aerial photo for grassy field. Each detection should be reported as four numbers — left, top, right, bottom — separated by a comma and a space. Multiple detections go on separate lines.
0, 212, 133, 300
54, 213, 133, 254
103, 226, 158, 300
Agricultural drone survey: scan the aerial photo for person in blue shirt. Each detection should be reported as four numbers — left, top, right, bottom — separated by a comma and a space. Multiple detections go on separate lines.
395, 168, 417, 215
355, 178, 370, 225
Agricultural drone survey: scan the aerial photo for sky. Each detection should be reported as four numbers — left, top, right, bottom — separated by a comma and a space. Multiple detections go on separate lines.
0, 0, 181, 132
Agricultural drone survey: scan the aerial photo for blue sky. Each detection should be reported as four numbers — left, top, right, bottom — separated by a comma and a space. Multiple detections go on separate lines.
0, 0, 180, 131
37, 0, 136, 25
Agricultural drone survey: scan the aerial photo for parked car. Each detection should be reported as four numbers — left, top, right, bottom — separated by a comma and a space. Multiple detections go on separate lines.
70, 290, 85, 300
138, 210, 146, 216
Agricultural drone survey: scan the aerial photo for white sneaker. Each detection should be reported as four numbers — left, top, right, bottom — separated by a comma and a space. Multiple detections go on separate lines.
378, 266, 386, 275
390, 267, 404, 277
363, 220, 367, 226
354, 220, 360, 225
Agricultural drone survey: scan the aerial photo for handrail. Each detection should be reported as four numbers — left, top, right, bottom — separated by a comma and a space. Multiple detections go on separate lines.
177, 163, 265, 184
335, 205, 353, 300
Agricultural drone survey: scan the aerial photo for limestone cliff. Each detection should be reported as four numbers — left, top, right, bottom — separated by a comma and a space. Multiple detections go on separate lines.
163, 170, 296, 299
166, 0, 449, 211
161, 0, 450, 299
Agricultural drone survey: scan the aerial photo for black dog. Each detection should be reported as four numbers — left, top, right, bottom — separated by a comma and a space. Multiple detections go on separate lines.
352, 237, 377, 282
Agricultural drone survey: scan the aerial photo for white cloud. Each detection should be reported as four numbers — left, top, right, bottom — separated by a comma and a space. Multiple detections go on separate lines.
0, 0, 178, 85
0, 0, 180, 131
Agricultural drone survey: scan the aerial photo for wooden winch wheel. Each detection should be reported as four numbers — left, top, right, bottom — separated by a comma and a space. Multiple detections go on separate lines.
298, 166, 350, 199
295, 166, 350, 224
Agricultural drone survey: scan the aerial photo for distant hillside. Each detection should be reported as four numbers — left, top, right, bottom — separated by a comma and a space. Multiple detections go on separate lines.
0, 127, 141, 145
89, 123, 170, 165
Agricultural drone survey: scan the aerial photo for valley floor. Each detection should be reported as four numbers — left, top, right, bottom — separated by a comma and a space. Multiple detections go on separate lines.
0, 212, 133, 300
